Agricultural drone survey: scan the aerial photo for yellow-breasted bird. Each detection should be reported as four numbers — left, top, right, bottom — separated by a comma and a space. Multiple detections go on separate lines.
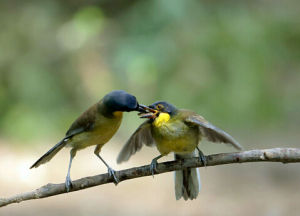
30, 90, 147, 191
117, 101, 242, 200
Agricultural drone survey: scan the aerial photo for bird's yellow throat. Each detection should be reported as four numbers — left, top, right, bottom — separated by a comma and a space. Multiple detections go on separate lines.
153, 112, 170, 127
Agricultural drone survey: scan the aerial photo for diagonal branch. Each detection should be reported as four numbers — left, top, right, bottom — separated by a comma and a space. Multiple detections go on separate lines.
1, 148, 300, 208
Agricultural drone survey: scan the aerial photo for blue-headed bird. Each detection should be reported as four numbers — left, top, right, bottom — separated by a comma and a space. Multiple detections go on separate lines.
117, 101, 242, 200
31, 90, 147, 191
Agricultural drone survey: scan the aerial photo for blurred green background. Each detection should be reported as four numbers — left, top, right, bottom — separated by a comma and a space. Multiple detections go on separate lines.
1, 0, 300, 216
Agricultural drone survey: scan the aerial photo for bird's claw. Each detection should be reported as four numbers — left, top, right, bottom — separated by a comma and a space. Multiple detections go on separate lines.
150, 159, 158, 177
65, 176, 73, 192
108, 167, 119, 185
198, 150, 207, 167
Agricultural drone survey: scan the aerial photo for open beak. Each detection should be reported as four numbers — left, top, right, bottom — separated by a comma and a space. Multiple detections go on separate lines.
137, 104, 159, 119
136, 104, 148, 113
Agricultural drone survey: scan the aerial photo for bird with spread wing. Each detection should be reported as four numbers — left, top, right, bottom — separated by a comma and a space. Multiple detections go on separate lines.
117, 101, 242, 200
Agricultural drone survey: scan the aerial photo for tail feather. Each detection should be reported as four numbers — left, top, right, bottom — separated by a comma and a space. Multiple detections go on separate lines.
30, 139, 67, 169
174, 151, 201, 200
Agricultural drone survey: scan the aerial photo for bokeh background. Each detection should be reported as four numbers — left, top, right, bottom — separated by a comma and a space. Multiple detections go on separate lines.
1, 0, 300, 215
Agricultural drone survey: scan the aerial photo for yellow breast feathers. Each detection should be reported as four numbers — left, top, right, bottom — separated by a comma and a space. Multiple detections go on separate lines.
113, 111, 123, 118
153, 113, 171, 127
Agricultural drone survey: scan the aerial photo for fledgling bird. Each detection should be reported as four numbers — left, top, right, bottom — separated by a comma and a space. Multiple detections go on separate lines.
30, 90, 147, 191
117, 101, 242, 200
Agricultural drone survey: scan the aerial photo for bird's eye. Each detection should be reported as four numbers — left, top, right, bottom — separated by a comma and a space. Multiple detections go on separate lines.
156, 104, 164, 110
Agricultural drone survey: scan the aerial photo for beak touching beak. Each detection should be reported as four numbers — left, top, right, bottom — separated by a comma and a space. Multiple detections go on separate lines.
137, 104, 159, 119
136, 104, 148, 113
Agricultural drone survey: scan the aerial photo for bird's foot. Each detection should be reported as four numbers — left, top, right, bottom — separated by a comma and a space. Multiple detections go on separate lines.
150, 155, 163, 177
108, 167, 119, 185
197, 148, 207, 167
65, 175, 73, 192
150, 159, 158, 177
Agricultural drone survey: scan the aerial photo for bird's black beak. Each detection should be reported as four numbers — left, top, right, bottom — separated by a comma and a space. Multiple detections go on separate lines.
137, 104, 159, 119
136, 104, 148, 113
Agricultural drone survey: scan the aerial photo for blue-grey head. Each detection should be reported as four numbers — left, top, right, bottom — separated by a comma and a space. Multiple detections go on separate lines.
102, 90, 145, 113
149, 101, 178, 116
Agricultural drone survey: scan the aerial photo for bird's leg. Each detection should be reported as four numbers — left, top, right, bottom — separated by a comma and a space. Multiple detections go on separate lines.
196, 147, 207, 167
94, 145, 119, 185
65, 149, 76, 192
95, 154, 119, 185
150, 154, 164, 177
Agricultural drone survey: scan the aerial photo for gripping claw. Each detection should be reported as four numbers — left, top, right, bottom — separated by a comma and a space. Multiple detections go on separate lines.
197, 147, 207, 167
108, 167, 119, 185
65, 175, 73, 192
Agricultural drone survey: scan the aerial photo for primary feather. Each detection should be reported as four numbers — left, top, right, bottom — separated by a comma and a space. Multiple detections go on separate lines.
117, 120, 154, 163
183, 112, 243, 150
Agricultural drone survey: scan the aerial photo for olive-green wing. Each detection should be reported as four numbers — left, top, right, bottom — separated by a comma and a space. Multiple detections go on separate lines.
117, 120, 154, 163
66, 103, 97, 137
184, 112, 243, 150
30, 104, 97, 169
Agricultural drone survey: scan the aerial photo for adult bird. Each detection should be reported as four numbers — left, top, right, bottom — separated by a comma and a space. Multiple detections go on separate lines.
31, 90, 147, 191
117, 101, 242, 200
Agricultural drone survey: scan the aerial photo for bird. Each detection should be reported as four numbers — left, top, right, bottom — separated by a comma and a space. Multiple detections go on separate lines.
30, 90, 147, 192
117, 101, 242, 200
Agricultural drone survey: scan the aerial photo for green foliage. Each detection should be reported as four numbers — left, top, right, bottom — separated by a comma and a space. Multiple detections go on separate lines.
0, 0, 299, 143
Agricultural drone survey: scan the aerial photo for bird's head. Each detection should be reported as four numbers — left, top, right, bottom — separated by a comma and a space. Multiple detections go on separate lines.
102, 90, 146, 114
149, 101, 178, 116
139, 101, 178, 126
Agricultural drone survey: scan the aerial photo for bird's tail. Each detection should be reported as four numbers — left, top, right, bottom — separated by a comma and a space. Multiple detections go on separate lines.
30, 138, 68, 169
174, 151, 201, 200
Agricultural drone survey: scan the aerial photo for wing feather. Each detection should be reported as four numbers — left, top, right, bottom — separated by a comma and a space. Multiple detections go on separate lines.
65, 103, 97, 137
185, 114, 243, 150
117, 121, 154, 163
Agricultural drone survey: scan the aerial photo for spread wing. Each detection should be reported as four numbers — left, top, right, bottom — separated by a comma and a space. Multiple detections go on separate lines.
117, 120, 155, 163
184, 112, 243, 150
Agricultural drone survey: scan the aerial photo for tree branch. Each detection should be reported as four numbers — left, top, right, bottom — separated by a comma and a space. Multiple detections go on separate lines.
1, 148, 300, 208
